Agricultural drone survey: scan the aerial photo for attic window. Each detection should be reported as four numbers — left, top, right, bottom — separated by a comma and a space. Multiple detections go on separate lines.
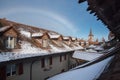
42, 39, 48, 48
5, 36, 16, 49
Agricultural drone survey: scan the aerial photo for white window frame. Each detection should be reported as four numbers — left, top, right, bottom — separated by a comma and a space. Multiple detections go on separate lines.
6, 36, 16, 49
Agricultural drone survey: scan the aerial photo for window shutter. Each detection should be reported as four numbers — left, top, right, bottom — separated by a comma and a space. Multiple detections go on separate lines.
18, 63, 23, 75
49, 57, 52, 65
60, 55, 62, 62
64, 54, 66, 60
0, 66, 6, 80
41, 58, 45, 68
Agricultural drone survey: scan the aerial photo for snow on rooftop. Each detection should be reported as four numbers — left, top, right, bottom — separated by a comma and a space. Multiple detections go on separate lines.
73, 51, 103, 61
0, 26, 11, 32
72, 37, 76, 40
0, 51, 49, 63
49, 43, 74, 53
94, 46, 104, 51
62, 43, 72, 50
0, 41, 85, 62
19, 41, 48, 54
20, 30, 31, 38
88, 45, 96, 48
0, 53, 10, 62
86, 49, 97, 53
48, 56, 114, 80
63, 36, 69, 40
49, 44, 63, 52
48, 33, 60, 39
32, 32, 43, 37
0, 41, 49, 62
73, 44, 84, 50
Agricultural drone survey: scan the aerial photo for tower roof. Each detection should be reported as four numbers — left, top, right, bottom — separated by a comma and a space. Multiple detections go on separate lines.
89, 28, 93, 36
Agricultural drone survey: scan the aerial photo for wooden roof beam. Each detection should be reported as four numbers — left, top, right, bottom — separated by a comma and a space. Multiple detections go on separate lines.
78, 0, 87, 3
90, 10, 94, 14
87, 6, 91, 11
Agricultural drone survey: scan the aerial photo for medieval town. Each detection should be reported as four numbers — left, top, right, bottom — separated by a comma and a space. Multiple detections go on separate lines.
0, 0, 120, 80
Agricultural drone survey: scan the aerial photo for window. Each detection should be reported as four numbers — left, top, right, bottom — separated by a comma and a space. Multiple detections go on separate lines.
5, 36, 16, 49
60, 55, 66, 62
41, 57, 53, 70
42, 39, 48, 48
45, 58, 49, 67
41, 58, 45, 68
6, 64, 16, 76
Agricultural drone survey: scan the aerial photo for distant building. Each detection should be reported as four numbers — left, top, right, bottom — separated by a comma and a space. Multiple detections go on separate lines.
88, 28, 94, 44
87, 28, 100, 46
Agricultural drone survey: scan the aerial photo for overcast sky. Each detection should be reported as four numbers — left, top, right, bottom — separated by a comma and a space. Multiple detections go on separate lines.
0, 0, 109, 41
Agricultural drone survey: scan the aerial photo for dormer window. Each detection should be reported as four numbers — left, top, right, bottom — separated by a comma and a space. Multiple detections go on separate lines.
42, 39, 49, 48
5, 36, 16, 49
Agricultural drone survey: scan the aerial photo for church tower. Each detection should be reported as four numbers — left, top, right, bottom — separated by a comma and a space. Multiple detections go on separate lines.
88, 28, 94, 44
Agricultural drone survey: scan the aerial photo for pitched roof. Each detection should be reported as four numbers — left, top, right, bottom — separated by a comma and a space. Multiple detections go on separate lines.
0, 26, 11, 32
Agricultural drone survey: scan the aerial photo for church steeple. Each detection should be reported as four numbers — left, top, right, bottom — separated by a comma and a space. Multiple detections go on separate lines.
88, 28, 94, 44
102, 37, 105, 42
89, 28, 93, 36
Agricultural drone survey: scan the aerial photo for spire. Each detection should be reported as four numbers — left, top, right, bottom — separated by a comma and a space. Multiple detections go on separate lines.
89, 28, 93, 36
102, 37, 105, 42
96, 38, 98, 42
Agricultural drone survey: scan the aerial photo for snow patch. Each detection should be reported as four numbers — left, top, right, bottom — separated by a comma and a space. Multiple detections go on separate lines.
0, 26, 11, 32
20, 31, 31, 38
86, 49, 97, 53
32, 32, 43, 37
48, 56, 114, 80
49, 34, 60, 39
73, 51, 103, 61
19, 41, 48, 54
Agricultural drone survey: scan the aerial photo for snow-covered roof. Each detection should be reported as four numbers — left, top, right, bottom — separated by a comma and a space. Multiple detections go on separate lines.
47, 56, 114, 80
0, 26, 11, 32
0, 19, 89, 63
72, 44, 84, 50
48, 33, 60, 39
0, 40, 84, 62
94, 46, 104, 51
88, 45, 96, 48
20, 30, 31, 38
63, 36, 69, 40
72, 37, 76, 40
62, 43, 72, 50
72, 51, 103, 61
49, 43, 64, 52
86, 49, 97, 53
32, 32, 43, 37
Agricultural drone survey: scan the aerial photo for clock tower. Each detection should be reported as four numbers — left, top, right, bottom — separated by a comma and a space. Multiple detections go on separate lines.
88, 28, 94, 44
